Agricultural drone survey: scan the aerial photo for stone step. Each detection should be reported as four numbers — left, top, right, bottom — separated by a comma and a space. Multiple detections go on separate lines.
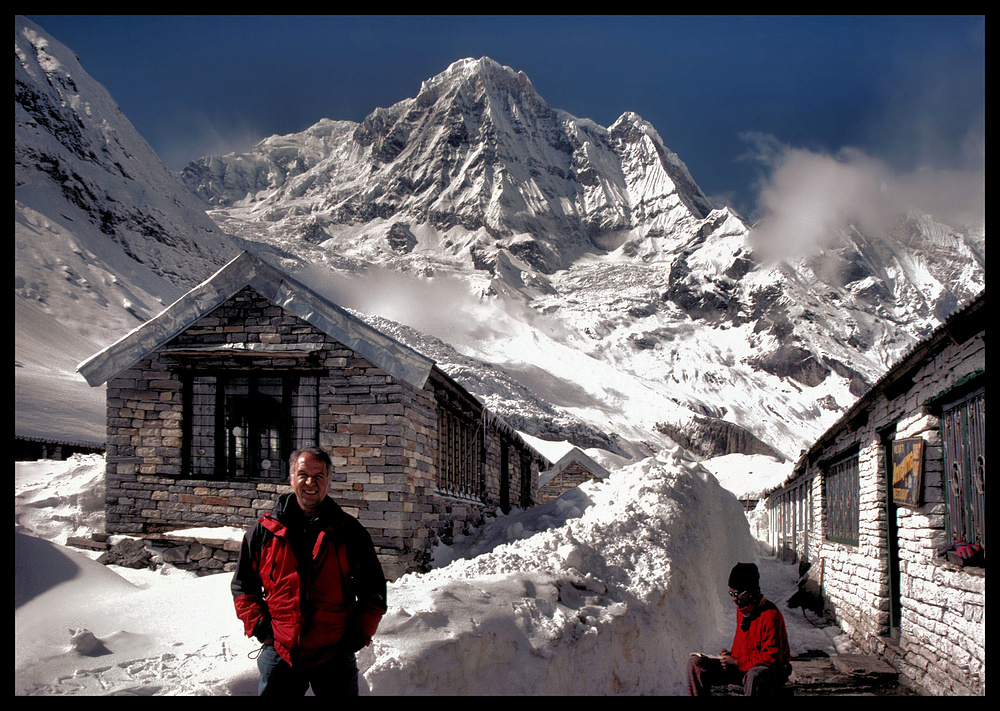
832, 653, 900, 681
65, 535, 108, 551
788, 653, 914, 696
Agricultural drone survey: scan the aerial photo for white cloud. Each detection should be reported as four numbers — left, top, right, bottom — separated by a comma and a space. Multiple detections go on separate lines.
298, 264, 570, 352
741, 132, 984, 264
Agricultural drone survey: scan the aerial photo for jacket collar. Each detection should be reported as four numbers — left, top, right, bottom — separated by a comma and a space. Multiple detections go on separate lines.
273, 492, 343, 525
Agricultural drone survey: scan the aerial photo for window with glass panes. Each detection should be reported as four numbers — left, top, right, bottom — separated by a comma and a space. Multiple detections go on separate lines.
183, 372, 318, 479
824, 451, 860, 545
436, 403, 484, 500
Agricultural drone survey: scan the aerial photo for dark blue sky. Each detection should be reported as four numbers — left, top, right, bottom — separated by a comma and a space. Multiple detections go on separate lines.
27, 15, 984, 219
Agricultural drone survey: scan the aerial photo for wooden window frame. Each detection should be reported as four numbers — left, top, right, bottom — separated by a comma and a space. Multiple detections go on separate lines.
182, 370, 319, 480
824, 449, 860, 545
941, 387, 985, 548
436, 402, 485, 501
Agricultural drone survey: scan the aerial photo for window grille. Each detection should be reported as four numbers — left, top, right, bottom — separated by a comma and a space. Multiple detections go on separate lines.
437, 405, 484, 500
825, 452, 859, 545
519, 455, 533, 509
941, 388, 985, 548
189, 375, 217, 478
292, 375, 319, 452
184, 373, 318, 479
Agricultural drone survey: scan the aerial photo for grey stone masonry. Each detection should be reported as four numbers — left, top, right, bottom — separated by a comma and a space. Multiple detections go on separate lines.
103, 286, 543, 582
146, 533, 243, 575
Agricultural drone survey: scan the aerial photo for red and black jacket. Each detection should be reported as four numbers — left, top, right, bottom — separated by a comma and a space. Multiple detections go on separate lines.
231, 494, 387, 668
731, 597, 791, 673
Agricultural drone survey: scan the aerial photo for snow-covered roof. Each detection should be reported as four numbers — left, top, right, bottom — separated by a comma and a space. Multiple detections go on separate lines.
538, 447, 610, 488
76, 251, 436, 390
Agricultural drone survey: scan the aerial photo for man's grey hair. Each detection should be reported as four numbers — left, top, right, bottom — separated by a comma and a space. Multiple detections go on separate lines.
289, 447, 332, 474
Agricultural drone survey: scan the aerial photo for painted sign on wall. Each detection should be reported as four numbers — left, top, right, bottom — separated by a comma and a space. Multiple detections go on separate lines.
892, 437, 925, 508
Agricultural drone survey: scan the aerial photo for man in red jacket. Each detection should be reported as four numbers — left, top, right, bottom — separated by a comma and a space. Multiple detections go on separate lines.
232, 447, 387, 696
688, 562, 792, 696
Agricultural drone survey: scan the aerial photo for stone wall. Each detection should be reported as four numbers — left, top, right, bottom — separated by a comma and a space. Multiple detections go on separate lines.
145, 533, 243, 575
538, 461, 599, 503
764, 327, 985, 695
103, 286, 541, 581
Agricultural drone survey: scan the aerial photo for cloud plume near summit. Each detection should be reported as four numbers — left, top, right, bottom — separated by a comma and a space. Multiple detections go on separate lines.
743, 131, 985, 264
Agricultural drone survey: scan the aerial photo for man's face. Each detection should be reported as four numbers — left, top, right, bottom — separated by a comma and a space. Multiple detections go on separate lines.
729, 588, 754, 607
290, 452, 330, 514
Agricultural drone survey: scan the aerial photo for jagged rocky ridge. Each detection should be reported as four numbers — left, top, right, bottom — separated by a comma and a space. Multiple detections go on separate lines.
15, 19, 239, 292
179, 57, 717, 275
177, 57, 984, 461
14, 23, 985, 461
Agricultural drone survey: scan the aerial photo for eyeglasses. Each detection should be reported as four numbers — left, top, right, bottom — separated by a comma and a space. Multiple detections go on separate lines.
729, 590, 745, 599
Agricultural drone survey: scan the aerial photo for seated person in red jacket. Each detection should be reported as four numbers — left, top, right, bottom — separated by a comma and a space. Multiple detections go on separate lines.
688, 562, 792, 696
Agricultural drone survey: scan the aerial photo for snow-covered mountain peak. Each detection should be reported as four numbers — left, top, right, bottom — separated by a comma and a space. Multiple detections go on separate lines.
15, 22, 985, 466
15, 18, 238, 290
609, 111, 715, 223
419, 56, 539, 101
172, 53, 983, 460
180, 55, 726, 280
610, 111, 656, 138
17, 19, 151, 180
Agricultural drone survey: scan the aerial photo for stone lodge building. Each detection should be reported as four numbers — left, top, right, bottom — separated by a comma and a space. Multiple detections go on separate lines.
762, 290, 985, 695
537, 447, 610, 503
78, 252, 549, 580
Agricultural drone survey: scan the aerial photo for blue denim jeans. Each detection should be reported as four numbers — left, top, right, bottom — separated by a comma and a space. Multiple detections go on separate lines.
256, 644, 359, 696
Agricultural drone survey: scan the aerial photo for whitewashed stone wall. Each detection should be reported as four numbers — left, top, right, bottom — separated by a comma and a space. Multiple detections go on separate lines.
765, 325, 985, 695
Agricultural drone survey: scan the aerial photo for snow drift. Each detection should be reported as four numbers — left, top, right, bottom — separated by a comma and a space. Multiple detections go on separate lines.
360, 446, 757, 694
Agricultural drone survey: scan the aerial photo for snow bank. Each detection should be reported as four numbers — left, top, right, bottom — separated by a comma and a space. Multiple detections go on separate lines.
15, 454, 106, 545
15, 527, 261, 695
15, 455, 260, 695
358, 446, 757, 695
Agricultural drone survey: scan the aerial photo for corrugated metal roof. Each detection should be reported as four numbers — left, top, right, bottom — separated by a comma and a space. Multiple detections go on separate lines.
76, 251, 437, 390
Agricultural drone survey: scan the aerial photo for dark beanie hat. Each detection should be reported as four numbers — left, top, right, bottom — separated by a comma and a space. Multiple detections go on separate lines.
729, 562, 760, 591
